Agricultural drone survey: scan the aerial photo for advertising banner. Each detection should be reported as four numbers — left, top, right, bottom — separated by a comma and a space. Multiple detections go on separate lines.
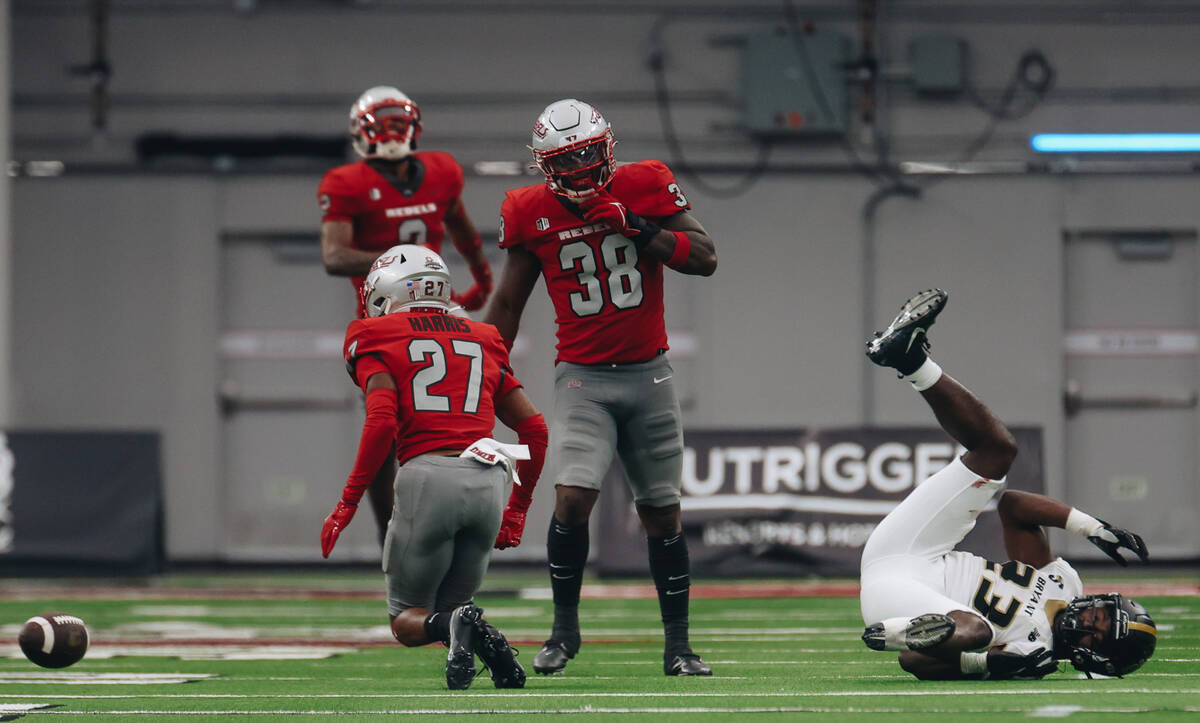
597, 426, 1043, 577
0, 431, 164, 575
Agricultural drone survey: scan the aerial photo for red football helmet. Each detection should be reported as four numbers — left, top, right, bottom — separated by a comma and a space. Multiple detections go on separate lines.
349, 86, 422, 161
529, 99, 616, 200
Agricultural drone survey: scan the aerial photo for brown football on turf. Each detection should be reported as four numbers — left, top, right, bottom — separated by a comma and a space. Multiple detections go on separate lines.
18, 612, 89, 668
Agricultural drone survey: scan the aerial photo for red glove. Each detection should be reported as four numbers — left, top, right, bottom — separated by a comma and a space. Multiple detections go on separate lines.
320, 499, 357, 558
494, 503, 528, 550
452, 263, 493, 311
580, 186, 661, 246
493, 413, 547, 550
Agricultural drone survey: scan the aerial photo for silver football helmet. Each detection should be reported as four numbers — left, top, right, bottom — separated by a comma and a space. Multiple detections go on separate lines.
529, 98, 616, 200
362, 245, 452, 316
349, 86, 422, 161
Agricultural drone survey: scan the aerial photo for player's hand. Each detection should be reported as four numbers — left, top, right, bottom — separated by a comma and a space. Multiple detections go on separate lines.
453, 284, 489, 311
580, 188, 632, 236
1087, 519, 1149, 566
579, 183, 661, 245
986, 648, 1058, 680
493, 504, 528, 550
453, 263, 493, 311
320, 499, 357, 558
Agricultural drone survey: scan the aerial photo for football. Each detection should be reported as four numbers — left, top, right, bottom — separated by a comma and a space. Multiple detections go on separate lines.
18, 612, 89, 669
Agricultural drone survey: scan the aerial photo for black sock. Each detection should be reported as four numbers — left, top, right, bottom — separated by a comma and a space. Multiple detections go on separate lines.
547, 516, 588, 646
424, 612, 450, 645
648, 531, 691, 656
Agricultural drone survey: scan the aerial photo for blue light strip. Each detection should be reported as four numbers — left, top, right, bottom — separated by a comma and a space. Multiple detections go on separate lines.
1031, 133, 1200, 152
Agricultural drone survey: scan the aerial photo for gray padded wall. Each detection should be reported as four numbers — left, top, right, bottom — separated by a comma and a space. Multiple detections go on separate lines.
9, 2, 1199, 561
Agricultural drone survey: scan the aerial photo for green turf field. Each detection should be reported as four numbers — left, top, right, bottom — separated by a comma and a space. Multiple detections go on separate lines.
0, 573, 1197, 720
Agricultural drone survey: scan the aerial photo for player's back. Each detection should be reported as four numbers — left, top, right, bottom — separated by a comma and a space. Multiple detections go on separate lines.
344, 311, 520, 463
943, 551, 1083, 655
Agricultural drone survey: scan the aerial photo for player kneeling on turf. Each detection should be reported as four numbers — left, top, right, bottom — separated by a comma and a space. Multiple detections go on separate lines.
320, 245, 548, 691
859, 289, 1156, 680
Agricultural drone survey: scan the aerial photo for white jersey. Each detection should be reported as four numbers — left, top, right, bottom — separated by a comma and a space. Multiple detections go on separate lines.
944, 552, 1083, 656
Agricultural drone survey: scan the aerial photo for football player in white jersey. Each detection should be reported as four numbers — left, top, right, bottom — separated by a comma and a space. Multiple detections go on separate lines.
859, 289, 1156, 680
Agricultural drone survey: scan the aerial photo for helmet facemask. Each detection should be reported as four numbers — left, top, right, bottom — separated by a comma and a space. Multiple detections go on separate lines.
350, 94, 422, 161
533, 130, 615, 200
1053, 593, 1157, 678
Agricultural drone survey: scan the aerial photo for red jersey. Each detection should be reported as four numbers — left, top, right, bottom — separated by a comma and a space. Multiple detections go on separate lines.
318, 152, 465, 316
343, 311, 522, 465
499, 160, 690, 364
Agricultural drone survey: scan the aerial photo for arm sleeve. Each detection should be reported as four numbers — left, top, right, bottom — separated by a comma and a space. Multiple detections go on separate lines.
510, 413, 548, 509
341, 386, 398, 505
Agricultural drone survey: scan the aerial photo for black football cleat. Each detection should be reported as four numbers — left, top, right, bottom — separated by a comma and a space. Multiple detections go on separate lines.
532, 638, 578, 675
473, 617, 526, 689
903, 613, 956, 650
665, 652, 713, 676
866, 288, 948, 375
446, 604, 482, 690
862, 613, 956, 652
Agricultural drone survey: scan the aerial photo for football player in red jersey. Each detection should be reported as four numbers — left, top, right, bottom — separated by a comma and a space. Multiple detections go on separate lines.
484, 99, 718, 677
318, 86, 495, 543
320, 244, 547, 691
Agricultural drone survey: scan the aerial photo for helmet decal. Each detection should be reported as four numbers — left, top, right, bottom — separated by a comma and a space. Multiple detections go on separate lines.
363, 244, 453, 316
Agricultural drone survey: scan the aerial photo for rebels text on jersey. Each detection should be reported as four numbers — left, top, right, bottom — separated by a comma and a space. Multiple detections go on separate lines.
318, 151, 465, 315
499, 160, 691, 365
343, 312, 522, 465
944, 551, 1084, 657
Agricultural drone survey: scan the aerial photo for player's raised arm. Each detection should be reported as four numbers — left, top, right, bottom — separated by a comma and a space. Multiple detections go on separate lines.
998, 490, 1149, 567
483, 244, 541, 347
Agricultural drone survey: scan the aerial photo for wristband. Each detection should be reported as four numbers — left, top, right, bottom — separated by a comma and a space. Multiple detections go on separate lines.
1065, 507, 1103, 537
666, 231, 691, 269
625, 211, 662, 249
961, 651, 988, 676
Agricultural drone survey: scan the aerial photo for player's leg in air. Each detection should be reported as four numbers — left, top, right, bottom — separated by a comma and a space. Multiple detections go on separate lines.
858, 289, 1015, 673
384, 456, 525, 691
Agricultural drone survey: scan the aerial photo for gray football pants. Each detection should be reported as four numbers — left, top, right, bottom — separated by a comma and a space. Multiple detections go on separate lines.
384, 455, 507, 616
546, 354, 684, 507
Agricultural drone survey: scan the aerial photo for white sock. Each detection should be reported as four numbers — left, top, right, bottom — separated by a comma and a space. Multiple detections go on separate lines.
877, 617, 911, 651
904, 358, 943, 391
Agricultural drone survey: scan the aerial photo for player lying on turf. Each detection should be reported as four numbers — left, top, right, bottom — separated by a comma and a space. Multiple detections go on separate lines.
319, 245, 548, 691
859, 289, 1157, 680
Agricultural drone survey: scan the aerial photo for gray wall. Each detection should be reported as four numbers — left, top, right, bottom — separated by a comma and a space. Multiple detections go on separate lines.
8, 1, 1199, 561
